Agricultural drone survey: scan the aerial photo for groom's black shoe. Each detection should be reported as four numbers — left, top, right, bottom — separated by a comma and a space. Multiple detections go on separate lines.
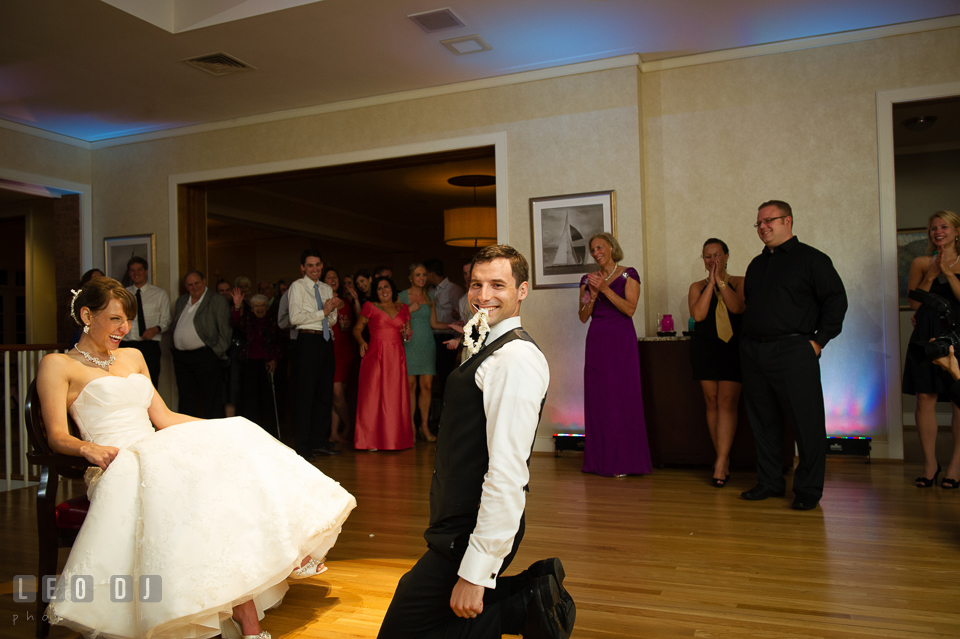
741, 484, 785, 501
518, 558, 575, 631
519, 575, 573, 639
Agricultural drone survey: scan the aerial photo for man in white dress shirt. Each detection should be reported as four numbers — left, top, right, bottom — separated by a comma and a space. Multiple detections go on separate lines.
121, 256, 171, 387
171, 270, 231, 418
287, 249, 341, 459
378, 245, 574, 639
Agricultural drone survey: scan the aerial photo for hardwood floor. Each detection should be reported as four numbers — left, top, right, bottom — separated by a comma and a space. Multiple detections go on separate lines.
2, 446, 958, 638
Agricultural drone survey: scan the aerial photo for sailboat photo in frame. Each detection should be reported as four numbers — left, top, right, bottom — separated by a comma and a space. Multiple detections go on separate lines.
530, 190, 616, 288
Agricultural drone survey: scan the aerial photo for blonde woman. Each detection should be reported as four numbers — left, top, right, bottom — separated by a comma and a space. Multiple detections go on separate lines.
577, 232, 652, 477
903, 210, 960, 489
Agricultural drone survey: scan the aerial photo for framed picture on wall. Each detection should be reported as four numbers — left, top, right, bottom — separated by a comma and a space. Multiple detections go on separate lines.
530, 190, 616, 289
104, 234, 155, 287
897, 228, 928, 309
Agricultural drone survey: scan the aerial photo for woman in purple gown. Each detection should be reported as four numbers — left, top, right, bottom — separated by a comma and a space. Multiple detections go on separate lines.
577, 233, 652, 477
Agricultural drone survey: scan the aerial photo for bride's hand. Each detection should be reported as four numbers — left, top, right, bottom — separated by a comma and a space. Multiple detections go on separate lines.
79, 442, 119, 470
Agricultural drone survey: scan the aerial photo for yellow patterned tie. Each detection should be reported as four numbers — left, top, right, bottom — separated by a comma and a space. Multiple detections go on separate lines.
715, 274, 733, 343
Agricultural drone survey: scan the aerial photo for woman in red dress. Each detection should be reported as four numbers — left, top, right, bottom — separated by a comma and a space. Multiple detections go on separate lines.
352, 276, 413, 451
322, 267, 355, 445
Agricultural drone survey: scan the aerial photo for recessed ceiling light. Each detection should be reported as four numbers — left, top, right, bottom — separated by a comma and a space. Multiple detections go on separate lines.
901, 115, 939, 132
441, 35, 492, 55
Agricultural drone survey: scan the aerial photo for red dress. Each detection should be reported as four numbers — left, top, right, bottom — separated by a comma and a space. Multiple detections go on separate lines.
332, 303, 355, 384
355, 302, 413, 450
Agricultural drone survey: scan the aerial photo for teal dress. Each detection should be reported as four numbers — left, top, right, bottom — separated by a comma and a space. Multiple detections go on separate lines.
399, 289, 437, 376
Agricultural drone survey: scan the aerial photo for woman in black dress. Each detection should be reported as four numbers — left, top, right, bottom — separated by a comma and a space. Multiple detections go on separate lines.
903, 210, 960, 489
687, 238, 745, 487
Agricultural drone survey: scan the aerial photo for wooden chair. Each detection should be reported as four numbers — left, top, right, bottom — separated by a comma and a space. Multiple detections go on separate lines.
24, 379, 96, 639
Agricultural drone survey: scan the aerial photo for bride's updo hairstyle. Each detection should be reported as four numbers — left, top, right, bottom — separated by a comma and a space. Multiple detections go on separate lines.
70, 277, 137, 326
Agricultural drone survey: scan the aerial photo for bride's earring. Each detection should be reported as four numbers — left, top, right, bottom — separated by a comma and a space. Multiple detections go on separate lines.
83, 324, 90, 334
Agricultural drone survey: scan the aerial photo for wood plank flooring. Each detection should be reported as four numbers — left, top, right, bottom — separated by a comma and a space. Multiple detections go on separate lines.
2, 445, 958, 638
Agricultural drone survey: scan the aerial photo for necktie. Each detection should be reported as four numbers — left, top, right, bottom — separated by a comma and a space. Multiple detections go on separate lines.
136, 288, 147, 338
715, 274, 734, 343
314, 282, 331, 341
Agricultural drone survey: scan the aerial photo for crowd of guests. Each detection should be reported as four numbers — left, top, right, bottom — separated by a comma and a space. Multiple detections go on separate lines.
88, 253, 469, 460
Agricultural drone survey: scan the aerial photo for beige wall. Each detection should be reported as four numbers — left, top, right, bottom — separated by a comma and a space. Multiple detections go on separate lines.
5, 26, 960, 453
0, 128, 91, 185
641, 27, 960, 453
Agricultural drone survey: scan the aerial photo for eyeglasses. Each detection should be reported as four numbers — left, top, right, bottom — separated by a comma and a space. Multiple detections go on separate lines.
754, 215, 787, 229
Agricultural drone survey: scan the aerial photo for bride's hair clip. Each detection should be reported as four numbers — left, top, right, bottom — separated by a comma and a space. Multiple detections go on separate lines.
69, 288, 83, 325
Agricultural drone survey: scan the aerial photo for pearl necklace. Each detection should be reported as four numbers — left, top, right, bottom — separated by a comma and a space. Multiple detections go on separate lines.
602, 263, 620, 281
74, 345, 115, 369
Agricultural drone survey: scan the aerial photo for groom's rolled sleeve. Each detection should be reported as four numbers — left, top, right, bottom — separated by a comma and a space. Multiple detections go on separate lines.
457, 340, 549, 588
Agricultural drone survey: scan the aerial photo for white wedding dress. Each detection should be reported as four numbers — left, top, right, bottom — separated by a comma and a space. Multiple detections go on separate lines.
47, 373, 357, 639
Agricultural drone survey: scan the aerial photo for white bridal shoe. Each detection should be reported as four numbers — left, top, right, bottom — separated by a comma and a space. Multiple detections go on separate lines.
289, 556, 328, 579
220, 617, 271, 639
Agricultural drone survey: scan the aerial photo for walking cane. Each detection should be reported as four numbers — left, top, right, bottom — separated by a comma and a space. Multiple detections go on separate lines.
267, 370, 281, 440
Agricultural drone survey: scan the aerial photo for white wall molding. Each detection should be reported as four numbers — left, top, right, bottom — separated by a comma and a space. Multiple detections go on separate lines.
877, 79, 960, 461
95, 56, 639, 150
0, 119, 91, 150
641, 15, 960, 72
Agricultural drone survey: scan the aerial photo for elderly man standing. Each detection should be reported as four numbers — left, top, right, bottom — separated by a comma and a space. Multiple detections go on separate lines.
740, 200, 847, 511
288, 249, 341, 459
122, 256, 171, 387
171, 270, 232, 418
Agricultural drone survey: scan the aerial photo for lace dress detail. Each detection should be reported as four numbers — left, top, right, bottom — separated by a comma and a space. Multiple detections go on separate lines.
49, 374, 356, 639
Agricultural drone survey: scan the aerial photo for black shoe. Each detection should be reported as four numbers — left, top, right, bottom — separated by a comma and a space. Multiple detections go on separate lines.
711, 474, 731, 488
313, 445, 341, 456
740, 484, 785, 501
791, 498, 820, 510
916, 463, 941, 487
520, 575, 572, 639
520, 559, 575, 631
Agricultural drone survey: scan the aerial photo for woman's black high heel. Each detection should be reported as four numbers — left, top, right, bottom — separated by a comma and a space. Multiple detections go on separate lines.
711, 474, 730, 488
916, 463, 941, 487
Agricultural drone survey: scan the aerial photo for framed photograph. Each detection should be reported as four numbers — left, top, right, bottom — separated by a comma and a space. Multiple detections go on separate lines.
530, 191, 616, 289
104, 234, 155, 287
897, 228, 927, 309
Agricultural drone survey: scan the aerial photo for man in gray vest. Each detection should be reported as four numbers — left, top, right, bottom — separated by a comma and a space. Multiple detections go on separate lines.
378, 245, 575, 639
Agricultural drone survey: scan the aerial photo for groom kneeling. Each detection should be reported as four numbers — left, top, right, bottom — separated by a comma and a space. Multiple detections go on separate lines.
377, 245, 574, 639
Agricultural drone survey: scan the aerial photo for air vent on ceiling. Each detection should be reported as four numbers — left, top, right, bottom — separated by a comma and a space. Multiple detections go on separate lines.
408, 8, 465, 33
182, 52, 256, 76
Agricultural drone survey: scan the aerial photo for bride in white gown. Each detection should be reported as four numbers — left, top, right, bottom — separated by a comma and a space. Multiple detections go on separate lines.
37, 278, 356, 639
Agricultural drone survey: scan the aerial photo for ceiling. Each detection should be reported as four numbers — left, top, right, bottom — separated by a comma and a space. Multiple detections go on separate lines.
3, 0, 960, 142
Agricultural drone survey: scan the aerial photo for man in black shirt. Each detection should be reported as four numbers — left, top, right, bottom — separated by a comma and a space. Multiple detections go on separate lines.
740, 200, 847, 510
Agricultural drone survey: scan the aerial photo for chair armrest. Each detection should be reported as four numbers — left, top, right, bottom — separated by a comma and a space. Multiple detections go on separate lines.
27, 452, 98, 469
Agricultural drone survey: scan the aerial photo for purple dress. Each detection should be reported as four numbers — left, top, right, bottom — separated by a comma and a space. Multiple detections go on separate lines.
580, 267, 653, 476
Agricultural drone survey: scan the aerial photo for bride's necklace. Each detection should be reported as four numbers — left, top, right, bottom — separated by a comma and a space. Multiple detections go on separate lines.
74, 344, 115, 369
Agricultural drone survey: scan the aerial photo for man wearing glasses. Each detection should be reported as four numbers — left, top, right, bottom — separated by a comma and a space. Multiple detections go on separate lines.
739, 200, 847, 511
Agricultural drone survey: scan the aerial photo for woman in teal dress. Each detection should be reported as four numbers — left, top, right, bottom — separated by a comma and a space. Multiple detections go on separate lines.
399, 263, 456, 442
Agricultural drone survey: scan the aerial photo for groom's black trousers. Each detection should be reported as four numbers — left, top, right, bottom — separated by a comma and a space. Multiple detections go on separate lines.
377, 516, 525, 639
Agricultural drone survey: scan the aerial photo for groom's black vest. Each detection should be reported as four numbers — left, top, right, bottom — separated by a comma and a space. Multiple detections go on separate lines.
424, 327, 546, 559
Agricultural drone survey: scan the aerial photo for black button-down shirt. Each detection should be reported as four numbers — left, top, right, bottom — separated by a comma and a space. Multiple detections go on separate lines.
742, 236, 847, 347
